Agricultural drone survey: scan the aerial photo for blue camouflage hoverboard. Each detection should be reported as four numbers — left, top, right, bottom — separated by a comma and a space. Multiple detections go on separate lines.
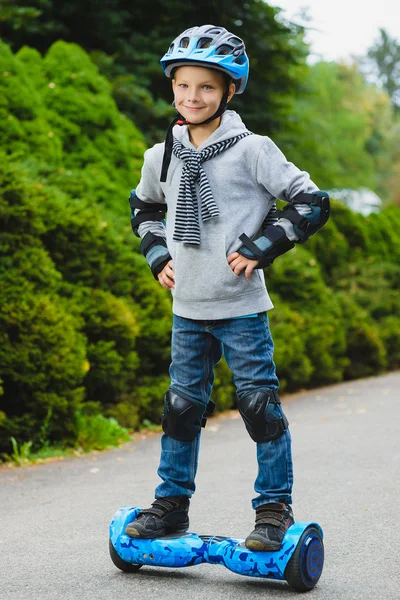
109, 507, 324, 592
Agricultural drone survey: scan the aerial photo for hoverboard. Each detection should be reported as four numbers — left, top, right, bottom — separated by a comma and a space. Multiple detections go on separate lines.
109, 507, 324, 592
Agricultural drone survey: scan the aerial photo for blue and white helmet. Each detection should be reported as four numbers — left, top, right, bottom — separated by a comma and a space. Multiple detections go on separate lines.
160, 25, 249, 94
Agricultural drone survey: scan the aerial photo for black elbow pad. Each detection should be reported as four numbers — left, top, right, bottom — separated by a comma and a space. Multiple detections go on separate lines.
275, 191, 330, 243
238, 226, 295, 268
129, 189, 167, 237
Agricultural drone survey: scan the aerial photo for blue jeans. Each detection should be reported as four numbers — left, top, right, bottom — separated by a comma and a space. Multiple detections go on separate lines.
155, 312, 293, 509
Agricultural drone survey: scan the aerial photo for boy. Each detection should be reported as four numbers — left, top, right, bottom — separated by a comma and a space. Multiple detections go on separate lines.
126, 25, 329, 551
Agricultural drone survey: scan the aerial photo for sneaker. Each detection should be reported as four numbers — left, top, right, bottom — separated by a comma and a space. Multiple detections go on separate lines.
125, 496, 190, 538
245, 502, 294, 552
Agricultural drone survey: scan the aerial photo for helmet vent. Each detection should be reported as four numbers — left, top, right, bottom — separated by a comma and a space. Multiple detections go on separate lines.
207, 28, 222, 35
216, 45, 232, 56
179, 37, 190, 48
228, 37, 243, 47
168, 44, 174, 54
197, 37, 213, 49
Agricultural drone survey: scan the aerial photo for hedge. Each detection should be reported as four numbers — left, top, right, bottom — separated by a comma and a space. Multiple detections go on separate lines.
1, 40, 400, 456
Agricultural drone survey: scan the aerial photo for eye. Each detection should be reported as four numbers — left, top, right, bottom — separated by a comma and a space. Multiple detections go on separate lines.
178, 83, 188, 88
203, 85, 213, 90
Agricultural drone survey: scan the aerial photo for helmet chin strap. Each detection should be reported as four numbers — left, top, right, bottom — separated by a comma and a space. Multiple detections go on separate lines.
160, 88, 230, 183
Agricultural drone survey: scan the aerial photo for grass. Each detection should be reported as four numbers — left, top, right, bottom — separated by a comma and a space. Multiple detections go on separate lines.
2, 411, 133, 467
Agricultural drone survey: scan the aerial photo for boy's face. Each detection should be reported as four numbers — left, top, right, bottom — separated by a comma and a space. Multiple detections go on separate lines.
172, 66, 234, 124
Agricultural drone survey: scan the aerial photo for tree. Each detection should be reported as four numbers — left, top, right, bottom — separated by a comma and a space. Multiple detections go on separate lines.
365, 28, 400, 110
361, 29, 400, 204
1, 0, 310, 143
281, 60, 395, 200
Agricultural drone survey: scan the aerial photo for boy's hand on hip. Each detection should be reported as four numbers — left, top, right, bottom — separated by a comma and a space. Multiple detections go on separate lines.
158, 260, 175, 289
227, 252, 259, 280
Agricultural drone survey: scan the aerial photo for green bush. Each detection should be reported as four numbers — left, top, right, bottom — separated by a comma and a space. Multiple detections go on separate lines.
0, 43, 62, 166
301, 308, 348, 387
337, 294, 387, 379
267, 244, 328, 304
0, 143, 171, 453
269, 301, 314, 391
0, 32, 179, 451
379, 316, 400, 369
333, 260, 400, 319
2, 40, 146, 217
0, 287, 86, 449
364, 205, 400, 264
268, 245, 348, 387
327, 200, 369, 260
75, 412, 130, 451
305, 207, 350, 280
106, 375, 170, 430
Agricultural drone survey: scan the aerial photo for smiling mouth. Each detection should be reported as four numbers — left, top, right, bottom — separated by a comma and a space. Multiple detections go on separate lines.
183, 106, 205, 110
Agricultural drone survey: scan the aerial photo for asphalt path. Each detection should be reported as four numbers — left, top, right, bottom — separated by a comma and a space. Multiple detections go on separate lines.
1, 371, 399, 600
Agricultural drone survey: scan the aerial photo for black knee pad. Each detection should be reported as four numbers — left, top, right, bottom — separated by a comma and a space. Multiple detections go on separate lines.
237, 389, 289, 443
162, 390, 208, 442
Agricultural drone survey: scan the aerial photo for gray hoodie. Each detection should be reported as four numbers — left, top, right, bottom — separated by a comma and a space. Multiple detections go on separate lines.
136, 110, 318, 320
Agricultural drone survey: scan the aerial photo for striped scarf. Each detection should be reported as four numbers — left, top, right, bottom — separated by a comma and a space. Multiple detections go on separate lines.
172, 132, 252, 244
